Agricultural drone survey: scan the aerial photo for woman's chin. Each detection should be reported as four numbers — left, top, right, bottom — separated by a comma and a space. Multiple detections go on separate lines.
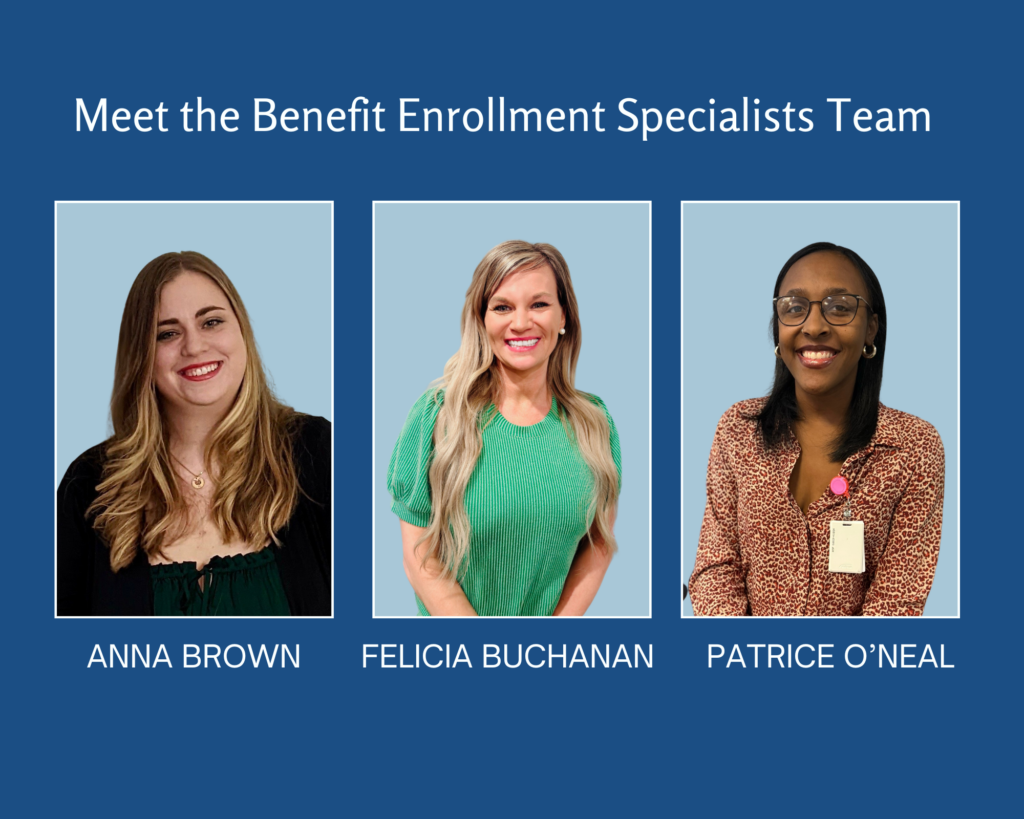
792, 372, 854, 399
496, 354, 550, 375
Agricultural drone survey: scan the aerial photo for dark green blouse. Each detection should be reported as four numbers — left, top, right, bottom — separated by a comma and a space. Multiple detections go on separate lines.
151, 549, 291, 616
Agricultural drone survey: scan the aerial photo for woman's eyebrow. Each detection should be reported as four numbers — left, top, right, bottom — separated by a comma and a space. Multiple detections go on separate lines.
783, 286, 851, 296
157, 305, 228, 326
195, 304, 228, 317
490, 292, 555, 303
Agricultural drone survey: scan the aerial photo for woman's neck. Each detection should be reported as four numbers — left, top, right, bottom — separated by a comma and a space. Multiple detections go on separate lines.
793, 380, 855, 446
165, 405, 227, 465
495, 363, 551, 417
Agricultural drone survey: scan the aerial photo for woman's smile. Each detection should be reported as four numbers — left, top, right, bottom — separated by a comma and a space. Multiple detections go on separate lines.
505, 336, 541, 352
178, 360, 224, 381
795, 345, 839, 369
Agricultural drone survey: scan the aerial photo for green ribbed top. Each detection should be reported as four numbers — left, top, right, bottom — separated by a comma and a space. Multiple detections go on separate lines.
387, 390, 621, 616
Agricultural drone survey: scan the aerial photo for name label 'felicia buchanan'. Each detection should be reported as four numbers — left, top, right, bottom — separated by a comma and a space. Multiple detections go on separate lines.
362, 643, 653, 669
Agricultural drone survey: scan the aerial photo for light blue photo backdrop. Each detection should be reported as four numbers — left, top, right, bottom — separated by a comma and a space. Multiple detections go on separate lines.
682, 202, 958, 616
374, 202, 650, 616
56, 202, 332, 481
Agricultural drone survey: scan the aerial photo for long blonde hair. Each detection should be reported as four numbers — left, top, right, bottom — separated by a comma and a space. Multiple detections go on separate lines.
423, 241, 619, 579
88, 251, 300, 571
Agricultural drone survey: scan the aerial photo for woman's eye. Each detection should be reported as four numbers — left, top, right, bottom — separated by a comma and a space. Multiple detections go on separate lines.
204, 317, 224, 328
157, 330, 177, 341
492, 305, 511, 313
532, 301, 550, 309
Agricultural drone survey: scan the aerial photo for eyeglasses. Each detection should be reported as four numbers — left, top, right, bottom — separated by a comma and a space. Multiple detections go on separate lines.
773, 294, 872, 326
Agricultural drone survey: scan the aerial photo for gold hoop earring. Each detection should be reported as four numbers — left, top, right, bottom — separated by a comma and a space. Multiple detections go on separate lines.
863, 344, 877, 359
774, 345, 782, 358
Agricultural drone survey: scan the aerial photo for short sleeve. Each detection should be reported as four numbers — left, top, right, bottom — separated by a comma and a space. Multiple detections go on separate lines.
387, 391, 443, 528
589, 394, 622, 491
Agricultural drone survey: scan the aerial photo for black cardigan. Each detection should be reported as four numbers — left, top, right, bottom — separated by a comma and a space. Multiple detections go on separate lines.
57, 415, 331, 616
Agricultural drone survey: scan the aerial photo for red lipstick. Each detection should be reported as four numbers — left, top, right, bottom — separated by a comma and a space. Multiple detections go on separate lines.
178, 360, 223, 381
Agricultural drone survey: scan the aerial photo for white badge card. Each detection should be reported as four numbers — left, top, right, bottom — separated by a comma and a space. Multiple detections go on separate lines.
829, 520, 865, 574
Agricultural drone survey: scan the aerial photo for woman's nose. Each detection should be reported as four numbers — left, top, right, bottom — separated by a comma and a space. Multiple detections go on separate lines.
802, 304, 830, 336
510, 313, 532, 333
181, 328, 208, 357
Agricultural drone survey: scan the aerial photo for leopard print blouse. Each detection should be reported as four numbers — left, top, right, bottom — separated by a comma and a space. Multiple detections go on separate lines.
689, 398, 945, 616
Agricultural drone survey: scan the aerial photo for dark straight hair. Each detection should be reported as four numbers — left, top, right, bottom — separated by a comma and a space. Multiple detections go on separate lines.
755, 242, 887, 462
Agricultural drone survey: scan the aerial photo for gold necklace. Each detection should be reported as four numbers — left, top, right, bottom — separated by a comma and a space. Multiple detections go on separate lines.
170, 452, 207, 490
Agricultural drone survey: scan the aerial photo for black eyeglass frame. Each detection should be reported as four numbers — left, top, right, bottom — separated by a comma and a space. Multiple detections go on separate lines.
772, 294, 874, 327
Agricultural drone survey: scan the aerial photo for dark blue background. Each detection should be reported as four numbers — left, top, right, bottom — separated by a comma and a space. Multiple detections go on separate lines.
8, 2, 1013, 815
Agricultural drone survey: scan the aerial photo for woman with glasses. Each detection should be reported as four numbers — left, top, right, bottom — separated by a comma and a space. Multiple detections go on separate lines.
689, 242, 944, 616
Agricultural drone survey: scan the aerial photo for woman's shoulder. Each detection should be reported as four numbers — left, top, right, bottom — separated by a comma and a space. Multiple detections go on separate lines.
573, 392, 619, 440
59, 442, 109, 496
875, 404, 944, 454
291, 410, 330, 459
403, 387, 446, 427
714, 397, 768, 434
292, 413, 331, 447
582, 392, 610, 410
58, 443, 110, 529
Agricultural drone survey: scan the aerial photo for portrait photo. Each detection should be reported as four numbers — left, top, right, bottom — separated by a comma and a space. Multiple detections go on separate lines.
55, 201, 333, 617
682, 201, 958, 617
373, 201, 650, 617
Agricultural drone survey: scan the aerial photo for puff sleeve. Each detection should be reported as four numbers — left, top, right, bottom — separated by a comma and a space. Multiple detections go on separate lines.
387, 391, 443, 528
590, 394, 623, 491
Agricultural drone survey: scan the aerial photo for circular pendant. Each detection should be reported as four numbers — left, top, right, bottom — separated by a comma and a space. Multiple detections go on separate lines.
192, 476, 205, 490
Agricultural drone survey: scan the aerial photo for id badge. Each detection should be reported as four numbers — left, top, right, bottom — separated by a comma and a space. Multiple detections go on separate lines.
829, 520, 865, 574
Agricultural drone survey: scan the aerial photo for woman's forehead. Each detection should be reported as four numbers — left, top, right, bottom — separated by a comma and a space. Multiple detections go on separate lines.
491, 263, 556, 297
780, 251, 864, 295
159, 271, 228, 312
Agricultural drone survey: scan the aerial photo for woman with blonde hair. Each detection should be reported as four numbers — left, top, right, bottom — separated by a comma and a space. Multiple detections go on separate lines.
388, 240, 621, 616
57, 251, 330, 616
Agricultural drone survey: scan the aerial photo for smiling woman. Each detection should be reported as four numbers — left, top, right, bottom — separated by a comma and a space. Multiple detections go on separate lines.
688, 242, 945, 617
387, 240, 621, 616
57, 252, 331, 616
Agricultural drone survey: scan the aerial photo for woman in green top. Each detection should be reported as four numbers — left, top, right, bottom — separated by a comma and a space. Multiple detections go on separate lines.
388, 241, 621, 616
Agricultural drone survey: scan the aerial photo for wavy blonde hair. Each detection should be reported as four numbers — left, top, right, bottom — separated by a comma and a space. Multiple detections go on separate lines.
423, 240, 619, 580
88, 252, 300, 571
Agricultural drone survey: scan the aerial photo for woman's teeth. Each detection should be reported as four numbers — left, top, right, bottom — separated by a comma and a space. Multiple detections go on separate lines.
183, 362, 220, 376
508, 339, 539, 348
800, 350, 836, 360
